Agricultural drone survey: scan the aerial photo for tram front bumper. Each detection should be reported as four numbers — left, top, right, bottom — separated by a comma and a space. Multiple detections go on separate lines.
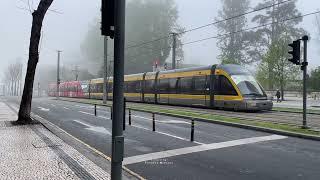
246, 100, 273, 111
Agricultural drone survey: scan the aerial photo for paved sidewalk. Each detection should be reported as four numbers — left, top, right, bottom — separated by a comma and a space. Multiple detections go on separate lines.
0, 102, 120, 180
272, 97, 320, 109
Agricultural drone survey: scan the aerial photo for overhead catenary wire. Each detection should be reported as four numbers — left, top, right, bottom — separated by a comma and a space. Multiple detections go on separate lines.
120, 10, 320, 63
122, 0, 293, 51
181, 10, 320, 46
104, 0, 308, 65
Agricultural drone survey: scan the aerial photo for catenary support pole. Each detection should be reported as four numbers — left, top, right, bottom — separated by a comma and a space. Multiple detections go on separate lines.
56, 50, 61, 99
111, 0, 126, 179
171, 33, 177, 69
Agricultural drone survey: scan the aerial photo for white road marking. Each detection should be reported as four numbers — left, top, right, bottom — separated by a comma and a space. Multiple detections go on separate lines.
98, 116, 110, 120
131, 125, 203, 145
73, 120, 111, 135
50, 104, 56, 107
38, 107, 50, 112
76, 105, 92, 108
79, 111, 95, 116
157, 120, 190, 124
132, 115, 190, 124
132, 115, 150, 120
63, 107, 70, 110
123, 135, 287, 165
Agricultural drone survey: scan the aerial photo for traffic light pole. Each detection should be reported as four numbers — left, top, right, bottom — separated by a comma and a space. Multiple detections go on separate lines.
302, 35, 308, 128
103, 36, 108, 104
111, 0, 125, 179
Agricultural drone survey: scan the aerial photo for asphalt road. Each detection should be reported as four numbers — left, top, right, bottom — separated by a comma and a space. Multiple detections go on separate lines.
5, 97, 320, 180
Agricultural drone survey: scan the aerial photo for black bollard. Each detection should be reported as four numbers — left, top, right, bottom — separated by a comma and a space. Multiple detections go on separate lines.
129, 109, 132, 125
191, 119, 195, 142
94, 104, 97, 116
152, 113, 155, 132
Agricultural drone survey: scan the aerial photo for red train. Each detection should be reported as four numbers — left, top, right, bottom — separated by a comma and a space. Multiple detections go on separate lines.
48, 81, 85, 98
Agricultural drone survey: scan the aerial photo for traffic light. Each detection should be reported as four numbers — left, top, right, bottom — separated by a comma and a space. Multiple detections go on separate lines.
288, 40, 301, 65
101, 0, 115, 38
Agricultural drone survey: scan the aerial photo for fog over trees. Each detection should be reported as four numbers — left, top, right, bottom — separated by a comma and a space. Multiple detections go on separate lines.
81, 0, 184, 74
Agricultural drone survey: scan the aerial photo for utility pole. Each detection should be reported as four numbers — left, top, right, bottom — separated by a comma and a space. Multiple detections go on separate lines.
171, 32, 177, 69
72, 65, 80, 81
302, 35, 309, 128
103, 36, 108, 104
38, 82, 40, 97
57, 50, 61, 99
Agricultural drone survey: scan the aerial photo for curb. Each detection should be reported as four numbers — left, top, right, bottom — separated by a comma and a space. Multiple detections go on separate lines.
272, 109, 320, 115
58, 98, 320, 142
128, 109, 320, 141
31, 114, 146, 180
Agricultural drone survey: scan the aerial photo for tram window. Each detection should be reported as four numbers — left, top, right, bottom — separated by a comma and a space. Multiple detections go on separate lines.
194, 76, 207, 94
180, 77, 193, 93
168, 78, 178, 93
91, 84, 95, 93
98, 83, 103, 93
219, 76, 237, 95
107, 82, 113, 93
136, 81, 141, 93
144, 80, 154, 93
158, 79, 169, 93
124, 82, 128, 92
127, 81, 141, 93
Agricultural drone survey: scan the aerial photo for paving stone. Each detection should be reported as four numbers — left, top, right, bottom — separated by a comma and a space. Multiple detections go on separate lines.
0, 101, 111, 180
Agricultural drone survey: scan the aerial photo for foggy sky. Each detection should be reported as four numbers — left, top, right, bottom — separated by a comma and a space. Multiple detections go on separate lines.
0, 0, 319, 80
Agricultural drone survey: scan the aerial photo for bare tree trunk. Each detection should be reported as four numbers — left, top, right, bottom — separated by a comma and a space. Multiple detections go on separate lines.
11, 81, 13, 96
280, 79, 284, 101
18, 0, 54, 123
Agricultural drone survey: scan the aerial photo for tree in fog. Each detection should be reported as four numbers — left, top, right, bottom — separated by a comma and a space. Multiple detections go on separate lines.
81, 0, 184, 74
314, 13, 320, 54
125, 0, 184, 73
4, 61, 23, 96
18, 0, 53, 123
215, 0, 250, 65
256, 35, 300, 100
250, 0, 306, 93
308, 67, 320, 91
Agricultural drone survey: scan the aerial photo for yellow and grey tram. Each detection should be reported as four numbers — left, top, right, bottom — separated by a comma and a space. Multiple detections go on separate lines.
81, 64, 272, 111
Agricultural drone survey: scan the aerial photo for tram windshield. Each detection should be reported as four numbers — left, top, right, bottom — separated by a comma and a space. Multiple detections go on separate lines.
231, 75, 266, 97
